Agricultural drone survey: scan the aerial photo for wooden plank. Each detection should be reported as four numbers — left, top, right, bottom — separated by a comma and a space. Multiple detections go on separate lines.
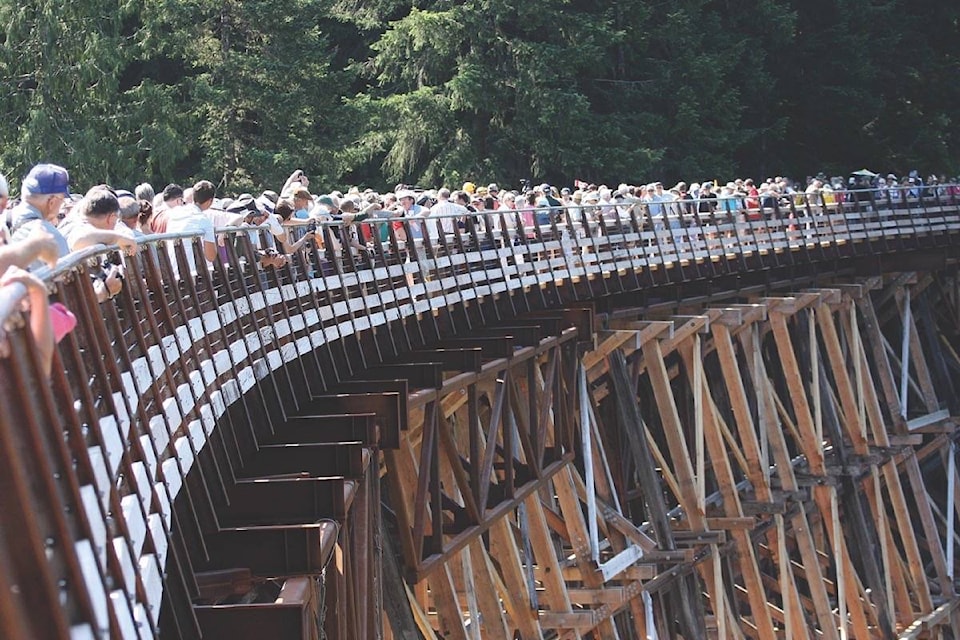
858, 294, 907, 432
523, 494, 581, 639
488, 518, 544, 639
381, 515, 423, 640
905, 455, 956, 610
712, 323, 772, 502
895, 288, 940, 412
898, 597, 960, 639
643, 339, 705, 529
816, 302, 869, 454
466, 541, 510, 639
769, 310, 827, 475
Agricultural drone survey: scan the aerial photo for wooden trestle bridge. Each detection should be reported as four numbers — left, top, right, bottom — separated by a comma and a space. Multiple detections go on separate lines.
4, 188, 960, 639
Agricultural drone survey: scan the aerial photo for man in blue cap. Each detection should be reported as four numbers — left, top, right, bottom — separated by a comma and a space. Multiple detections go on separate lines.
9, 164, 72, 262
9, 164, 136, 270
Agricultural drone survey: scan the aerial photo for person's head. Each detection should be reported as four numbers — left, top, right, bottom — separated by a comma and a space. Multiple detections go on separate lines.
488, 183, 500, 197
228, 194, 268, 224
293, 187, 312, 212
192, 180, 216, 209
437, 187, 451, 201
117, 194, 142, 230
501, 191, 517, 208
82, 188, 121, 230
397, 190, 416, 210
0, 172, 8, 211
135, 183, 155, 203
316, 194, 339, 215
22, 163, 71, 221
274, 199, 295, 221
162, 183, 184, 207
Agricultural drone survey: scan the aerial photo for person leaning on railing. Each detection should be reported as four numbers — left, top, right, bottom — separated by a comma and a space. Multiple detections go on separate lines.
0, 265, 54, 375
59, 187, 140, 302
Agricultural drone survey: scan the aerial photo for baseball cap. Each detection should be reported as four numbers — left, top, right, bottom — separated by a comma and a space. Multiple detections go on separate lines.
317, 195, 338, 209
226, 193, 260, 216
22, 163, 70, 196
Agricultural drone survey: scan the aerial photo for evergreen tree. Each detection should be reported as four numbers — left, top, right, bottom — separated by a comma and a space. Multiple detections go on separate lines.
337, 0, 659, 189
0, 0, 136, 188
135, 0, 350, 192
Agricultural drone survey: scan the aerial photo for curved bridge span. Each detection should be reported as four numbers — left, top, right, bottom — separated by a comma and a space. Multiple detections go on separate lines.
3, 192, 960, 639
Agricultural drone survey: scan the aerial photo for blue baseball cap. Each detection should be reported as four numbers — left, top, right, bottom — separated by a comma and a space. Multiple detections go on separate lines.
22, 163, 70, 196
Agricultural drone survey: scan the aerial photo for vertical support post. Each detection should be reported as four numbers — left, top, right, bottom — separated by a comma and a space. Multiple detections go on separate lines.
754, 326, 770, 489
711, 548, 724, 640
642, 592, 658, 640
831, 489, 847, 640
949, 443, 956, 580
851, 303, 867, 441
900, 288, 911, 418
810, 308, 822, 444
694, 335, 705, 513
579, 364, 599, 563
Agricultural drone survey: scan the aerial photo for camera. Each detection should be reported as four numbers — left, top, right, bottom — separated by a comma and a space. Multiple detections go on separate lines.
101, 251, 123, 268
306, 220, 318, 234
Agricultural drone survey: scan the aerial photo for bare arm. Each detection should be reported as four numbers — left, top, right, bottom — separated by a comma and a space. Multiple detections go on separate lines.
203, 240, 218, 262
70, 229, 138, 255
0, 227, 60, 271
1, 266, 53, 376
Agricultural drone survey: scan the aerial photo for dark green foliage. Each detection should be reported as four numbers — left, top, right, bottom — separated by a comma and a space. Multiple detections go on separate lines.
0, 0, 956, 193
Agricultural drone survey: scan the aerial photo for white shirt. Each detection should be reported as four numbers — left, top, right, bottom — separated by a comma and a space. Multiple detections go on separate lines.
429, 199, 468, 235
165, 204, 215, 277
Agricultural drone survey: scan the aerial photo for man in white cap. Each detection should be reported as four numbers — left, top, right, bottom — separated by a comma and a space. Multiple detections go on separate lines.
396, 189, 430, 240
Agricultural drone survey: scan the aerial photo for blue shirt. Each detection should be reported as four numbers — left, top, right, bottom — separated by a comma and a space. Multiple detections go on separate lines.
9, 201, 70, 270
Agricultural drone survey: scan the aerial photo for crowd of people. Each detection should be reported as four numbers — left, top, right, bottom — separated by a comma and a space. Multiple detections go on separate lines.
0, 162, 957, 373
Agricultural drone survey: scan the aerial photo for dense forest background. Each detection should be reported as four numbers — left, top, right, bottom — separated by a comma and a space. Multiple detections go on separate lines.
0, 0, 957, 193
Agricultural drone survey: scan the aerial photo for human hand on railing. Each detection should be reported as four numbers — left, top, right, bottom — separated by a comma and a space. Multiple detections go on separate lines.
114, 235, 139, 257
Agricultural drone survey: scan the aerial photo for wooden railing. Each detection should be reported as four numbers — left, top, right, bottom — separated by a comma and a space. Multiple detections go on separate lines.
0, 186, 959, 639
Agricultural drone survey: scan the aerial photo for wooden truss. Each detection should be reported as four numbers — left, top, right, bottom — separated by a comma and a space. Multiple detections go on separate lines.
393, 274, 960, 639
